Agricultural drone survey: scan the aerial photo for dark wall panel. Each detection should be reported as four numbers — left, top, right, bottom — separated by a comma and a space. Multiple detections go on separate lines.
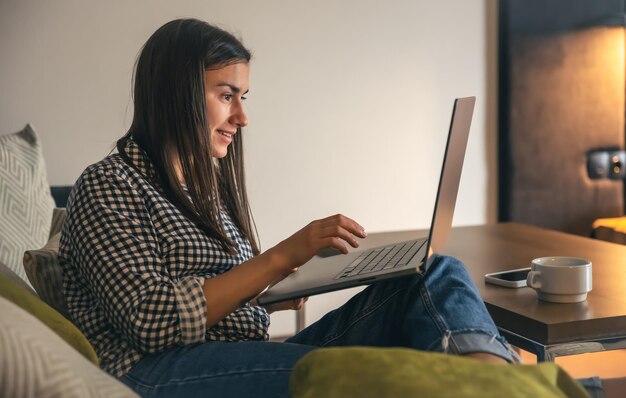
500, 0, 625, 236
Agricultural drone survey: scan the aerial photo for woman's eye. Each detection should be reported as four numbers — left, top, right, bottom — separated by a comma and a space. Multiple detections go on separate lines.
222, 94, 233, 102
241, 96, 247, 101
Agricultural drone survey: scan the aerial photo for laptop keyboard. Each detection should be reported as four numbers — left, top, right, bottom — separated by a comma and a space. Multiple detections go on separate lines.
334, 238, 426, 280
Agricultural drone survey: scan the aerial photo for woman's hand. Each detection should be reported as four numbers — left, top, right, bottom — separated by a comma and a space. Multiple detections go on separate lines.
203, 215, 365, 327
261, 297, 308, 314
270, 214, 367, 273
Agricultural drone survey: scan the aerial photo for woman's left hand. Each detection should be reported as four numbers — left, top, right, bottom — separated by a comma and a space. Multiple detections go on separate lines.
261, 297, 308, 314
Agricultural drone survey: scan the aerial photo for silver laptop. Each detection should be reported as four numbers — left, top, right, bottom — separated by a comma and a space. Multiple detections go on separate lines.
257, 97, 475, 306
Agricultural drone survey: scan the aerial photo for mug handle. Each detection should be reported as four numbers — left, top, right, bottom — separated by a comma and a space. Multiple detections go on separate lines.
527, 270, 541, 289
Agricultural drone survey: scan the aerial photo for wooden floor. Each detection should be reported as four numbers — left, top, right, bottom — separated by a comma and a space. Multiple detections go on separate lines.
520, 349, 626, 379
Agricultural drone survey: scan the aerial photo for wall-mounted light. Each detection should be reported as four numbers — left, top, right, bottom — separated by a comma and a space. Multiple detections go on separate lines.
587, 148, 626, 179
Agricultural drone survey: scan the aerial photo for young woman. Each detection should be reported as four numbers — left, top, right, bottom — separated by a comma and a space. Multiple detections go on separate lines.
59, 18, 609, 397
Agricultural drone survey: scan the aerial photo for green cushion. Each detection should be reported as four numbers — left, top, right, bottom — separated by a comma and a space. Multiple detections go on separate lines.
0, 272, 99, 365
290, 347, 590, 398
0, 260, 37, 297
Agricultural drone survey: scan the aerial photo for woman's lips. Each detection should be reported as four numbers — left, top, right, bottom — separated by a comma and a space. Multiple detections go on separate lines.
217, 130, 235, 143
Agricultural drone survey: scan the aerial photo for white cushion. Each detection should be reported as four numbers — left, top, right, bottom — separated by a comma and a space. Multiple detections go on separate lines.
0, 296, 138, 397
0, 125, 55, 287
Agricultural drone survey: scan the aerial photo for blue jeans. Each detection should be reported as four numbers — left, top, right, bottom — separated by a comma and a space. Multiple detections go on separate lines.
118, 256, 515, 397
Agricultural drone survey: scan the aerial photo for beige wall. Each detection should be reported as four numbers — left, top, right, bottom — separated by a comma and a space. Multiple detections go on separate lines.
0, 0, 497, 335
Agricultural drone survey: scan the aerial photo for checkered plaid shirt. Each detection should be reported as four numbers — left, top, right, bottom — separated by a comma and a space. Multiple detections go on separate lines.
58, 139, 270, 378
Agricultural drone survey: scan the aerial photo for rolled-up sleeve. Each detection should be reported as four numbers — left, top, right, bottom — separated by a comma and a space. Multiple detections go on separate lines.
66, 167, 207, 353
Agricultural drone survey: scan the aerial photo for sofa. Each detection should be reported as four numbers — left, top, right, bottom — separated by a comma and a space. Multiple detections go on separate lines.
0, 125, 593, 397
0, 125, 138, 397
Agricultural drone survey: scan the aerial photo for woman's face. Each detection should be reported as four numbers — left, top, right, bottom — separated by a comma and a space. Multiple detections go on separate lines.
204, 62, 249, 158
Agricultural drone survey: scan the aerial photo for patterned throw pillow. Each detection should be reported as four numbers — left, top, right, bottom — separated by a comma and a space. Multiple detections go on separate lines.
0, 125, 55, 287
0, 272, 98, 365
0, 296, 137, 398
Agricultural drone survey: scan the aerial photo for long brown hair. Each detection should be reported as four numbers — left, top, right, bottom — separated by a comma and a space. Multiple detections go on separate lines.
117, 18, 259, 255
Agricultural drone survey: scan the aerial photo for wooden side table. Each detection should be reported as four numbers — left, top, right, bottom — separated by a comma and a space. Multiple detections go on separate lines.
355, 223, 626, 362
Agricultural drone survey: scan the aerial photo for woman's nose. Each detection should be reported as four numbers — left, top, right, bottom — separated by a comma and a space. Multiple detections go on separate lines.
230, 103, 248, 128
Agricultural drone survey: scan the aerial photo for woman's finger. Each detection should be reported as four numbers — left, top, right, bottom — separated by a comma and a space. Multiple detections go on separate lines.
323, 237, 349, 254
320, 225, 360, 248
318, 214, 366, 238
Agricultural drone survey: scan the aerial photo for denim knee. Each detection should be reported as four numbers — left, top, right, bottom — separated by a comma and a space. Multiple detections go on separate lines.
405, 255, 515, 362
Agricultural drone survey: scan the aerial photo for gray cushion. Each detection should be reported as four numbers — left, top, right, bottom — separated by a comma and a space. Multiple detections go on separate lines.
0, 124, 55, 287
23, 232, 70, 319
24, 233, 71, 320
0, 295, 137, 397
22, 209, 69, 318
50, 207, 67, 238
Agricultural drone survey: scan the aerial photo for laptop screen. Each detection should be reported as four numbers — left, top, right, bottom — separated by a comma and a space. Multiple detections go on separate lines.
426, 96, 475, 261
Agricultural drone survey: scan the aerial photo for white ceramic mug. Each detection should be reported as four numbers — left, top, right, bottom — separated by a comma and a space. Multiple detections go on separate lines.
526, 257, 592, 303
